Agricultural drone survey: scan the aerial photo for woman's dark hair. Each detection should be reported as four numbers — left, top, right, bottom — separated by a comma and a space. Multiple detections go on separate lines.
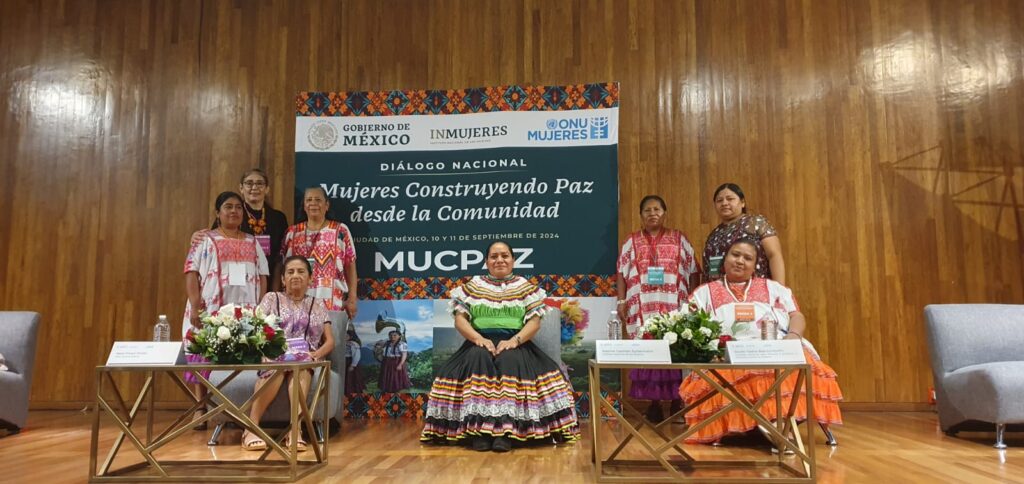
725, 236, 760, 257
211, 191, 244, 228
346, 326, 361, 345
305, 185, 330, 200
486, 240, 513, 256
240, 168, 274, 209
713, 183, 747, 214
215, 191, 243, 211
282, 255, 313, 274
639, 195, 667, 213
385, 330, 401, 351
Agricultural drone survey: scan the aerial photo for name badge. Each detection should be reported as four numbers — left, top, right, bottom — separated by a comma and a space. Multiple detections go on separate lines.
708, 256, 724, 277
286, 337, 310, 353
227, 262, 247, 286
734, 304, 755, 322
255, 235, 271, 257
647, 266, 665, 285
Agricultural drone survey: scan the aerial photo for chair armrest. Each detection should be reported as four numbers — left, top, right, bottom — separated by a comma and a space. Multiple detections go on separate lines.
0, 312, 41, 379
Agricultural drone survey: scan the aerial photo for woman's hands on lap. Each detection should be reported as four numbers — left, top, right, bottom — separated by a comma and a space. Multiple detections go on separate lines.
474, 337, 497, 355
495, 339, 518, 354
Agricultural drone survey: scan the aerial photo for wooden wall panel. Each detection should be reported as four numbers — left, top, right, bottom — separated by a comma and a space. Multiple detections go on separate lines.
2, 0, 1022, 405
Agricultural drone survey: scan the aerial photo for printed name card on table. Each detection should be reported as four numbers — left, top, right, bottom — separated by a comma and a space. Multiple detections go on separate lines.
725, 339, 807, 365
105, 342, 184, 366
596, 340, 671, 364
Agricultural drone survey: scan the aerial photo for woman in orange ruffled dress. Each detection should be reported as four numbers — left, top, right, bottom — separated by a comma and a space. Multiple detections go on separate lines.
679, 237, 841, 445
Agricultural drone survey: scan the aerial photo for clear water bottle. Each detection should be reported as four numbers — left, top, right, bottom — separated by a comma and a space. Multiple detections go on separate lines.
153, 314, 171, 342
607, 310, 622, 340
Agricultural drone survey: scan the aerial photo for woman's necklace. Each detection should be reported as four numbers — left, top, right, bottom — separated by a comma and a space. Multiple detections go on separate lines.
244, 203, 267, 235
219, 227, 245, 240
724, 278, 752, 302
304, 220, 326, 254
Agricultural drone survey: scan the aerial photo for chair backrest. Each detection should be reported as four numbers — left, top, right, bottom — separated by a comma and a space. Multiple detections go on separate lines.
327, 311, 349, 375
0, 311, 41, 378
533, 310, 563, 365
924, 304, 1024, 374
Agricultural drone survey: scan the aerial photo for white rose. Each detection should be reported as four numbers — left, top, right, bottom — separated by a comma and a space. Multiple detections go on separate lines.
264, 314, 279, 327
663, 332, 678, 344
681, 328, 694, 340
216, 311, 234, 326
707, 340, 719, 351
217, 326, 232, 341
699, 327, 712, 337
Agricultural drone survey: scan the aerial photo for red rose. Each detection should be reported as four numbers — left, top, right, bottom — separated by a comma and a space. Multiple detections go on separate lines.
718, 335, 733, 348
642, 332, 654, 340
263, 325, 276, 339
234, 307, 243, 319
185, 329, 196, 342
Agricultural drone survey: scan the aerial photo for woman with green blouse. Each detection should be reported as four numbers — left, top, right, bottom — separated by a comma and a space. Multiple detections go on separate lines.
420, 241, 579, 452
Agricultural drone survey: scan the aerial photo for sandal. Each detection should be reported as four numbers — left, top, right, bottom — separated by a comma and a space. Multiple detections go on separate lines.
191, 409, 208, 431
285, 435, 308, 453
241, 431, 267, 451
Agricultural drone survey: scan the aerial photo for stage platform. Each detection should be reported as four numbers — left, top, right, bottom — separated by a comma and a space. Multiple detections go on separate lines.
0, 411, 1020, 483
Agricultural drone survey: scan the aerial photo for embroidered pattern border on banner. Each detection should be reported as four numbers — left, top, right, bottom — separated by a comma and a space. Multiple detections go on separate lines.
297, 83, 619, 116
356, 274, 616, 300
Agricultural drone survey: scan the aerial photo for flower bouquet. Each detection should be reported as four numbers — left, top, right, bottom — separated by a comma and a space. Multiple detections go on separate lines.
550, 298, 590, 346
637, 303, 726, 363
185, 304, 287, 364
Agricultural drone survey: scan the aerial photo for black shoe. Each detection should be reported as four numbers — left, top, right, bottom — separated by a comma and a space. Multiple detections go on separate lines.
669, 399, 682, 416
491, 436, 512, 452
645, 403, 664, 423
472, 436, 491, 452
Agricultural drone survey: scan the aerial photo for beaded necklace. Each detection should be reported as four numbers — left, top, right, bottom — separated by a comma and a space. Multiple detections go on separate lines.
243, 203, 267, 235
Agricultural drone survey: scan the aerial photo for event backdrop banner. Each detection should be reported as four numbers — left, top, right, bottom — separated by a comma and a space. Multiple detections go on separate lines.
295, 83, 619, 410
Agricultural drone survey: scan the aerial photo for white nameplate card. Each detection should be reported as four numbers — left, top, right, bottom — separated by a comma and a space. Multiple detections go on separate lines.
596, 340, 671, 363
106, 342, 184, 366
726, 339, 806, 365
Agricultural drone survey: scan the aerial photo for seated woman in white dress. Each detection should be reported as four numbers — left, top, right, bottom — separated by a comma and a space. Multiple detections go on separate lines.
679, 238, 842, 445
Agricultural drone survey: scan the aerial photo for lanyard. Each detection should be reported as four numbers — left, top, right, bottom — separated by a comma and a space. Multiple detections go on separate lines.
304, 222, 325, 255
722, 278, 752, 303
642, 229, 666, 265
275, 293, 316, 346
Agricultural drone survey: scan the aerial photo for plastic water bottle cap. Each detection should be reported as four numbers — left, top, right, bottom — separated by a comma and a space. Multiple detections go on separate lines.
159, 314, 167, 319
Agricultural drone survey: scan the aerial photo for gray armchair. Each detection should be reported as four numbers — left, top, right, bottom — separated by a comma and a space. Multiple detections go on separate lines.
0, 312, 41, 434
924, 304, 1024, 448
206, 311, 348, 445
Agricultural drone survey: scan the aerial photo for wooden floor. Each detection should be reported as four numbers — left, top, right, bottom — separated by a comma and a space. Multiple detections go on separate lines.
1, 411, 1022, 483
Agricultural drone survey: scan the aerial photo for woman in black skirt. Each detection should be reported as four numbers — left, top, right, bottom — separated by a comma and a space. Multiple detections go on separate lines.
420, 241, 579, 452
379, 330, 412, 392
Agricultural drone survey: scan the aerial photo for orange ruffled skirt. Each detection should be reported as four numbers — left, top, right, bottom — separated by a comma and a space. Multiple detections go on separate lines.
678, 348, 843, 444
